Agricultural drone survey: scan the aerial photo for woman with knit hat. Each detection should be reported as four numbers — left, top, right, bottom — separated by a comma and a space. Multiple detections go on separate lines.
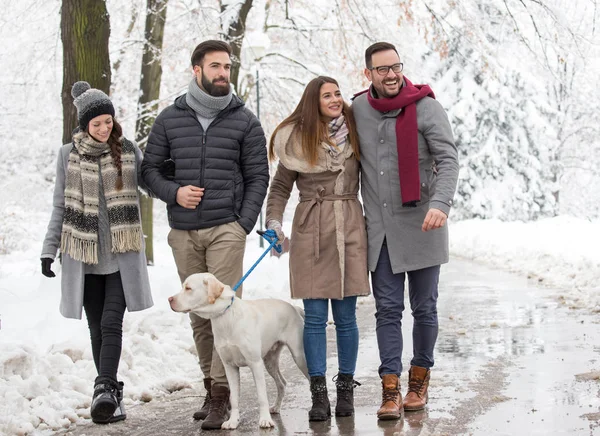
41, 81, 154, 424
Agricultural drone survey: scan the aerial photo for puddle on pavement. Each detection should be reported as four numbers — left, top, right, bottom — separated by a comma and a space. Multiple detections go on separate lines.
273, 407, 433, 436
433, 260, 600, 435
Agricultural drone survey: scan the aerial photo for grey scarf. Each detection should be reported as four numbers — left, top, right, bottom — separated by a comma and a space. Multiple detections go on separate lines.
186, 78, 232, 119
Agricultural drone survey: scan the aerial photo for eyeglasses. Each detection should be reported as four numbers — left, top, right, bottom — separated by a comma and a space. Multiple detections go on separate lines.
369, 63, 404, 76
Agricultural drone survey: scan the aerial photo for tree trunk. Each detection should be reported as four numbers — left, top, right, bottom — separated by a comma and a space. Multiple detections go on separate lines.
136, 0, 169, 265
61, 0, 111, 144
220, 0, 253, 95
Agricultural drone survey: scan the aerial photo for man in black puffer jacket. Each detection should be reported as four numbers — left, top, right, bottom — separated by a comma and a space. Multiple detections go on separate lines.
141, 40, 269, 430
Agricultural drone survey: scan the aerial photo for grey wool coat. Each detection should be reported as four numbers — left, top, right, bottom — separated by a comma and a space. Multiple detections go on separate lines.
352, 86, 459, 273
41, 142, 154, 319
265, 124, 370, 300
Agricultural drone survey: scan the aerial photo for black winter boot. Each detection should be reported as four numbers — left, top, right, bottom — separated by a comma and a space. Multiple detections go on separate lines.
90, 377, 119, 424
107, 381, 126, 423
308, 376, 331, 421
193, 378, 212, 420
201, 384, 231, 430
334, 373, 360, 417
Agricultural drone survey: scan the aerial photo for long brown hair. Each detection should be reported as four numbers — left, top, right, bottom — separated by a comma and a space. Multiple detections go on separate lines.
268, 76, 360, 166
87, 117, 124, 190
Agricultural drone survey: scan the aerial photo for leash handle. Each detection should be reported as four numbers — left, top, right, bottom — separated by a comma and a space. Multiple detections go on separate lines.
257, 229, 283, 253
231, 230, 281, 292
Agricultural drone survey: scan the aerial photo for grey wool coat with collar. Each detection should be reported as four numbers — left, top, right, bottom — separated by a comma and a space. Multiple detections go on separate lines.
352, 87, 459, 274
41, 141, 154, 320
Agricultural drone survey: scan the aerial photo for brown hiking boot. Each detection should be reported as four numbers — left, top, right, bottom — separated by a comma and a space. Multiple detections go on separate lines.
193, 378, 212, 420
377, 374, 402, 420
201, 384, 231, 430
403, 366, 430, 411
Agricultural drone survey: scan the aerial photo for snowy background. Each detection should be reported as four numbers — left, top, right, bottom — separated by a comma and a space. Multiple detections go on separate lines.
1, 0, 599, 434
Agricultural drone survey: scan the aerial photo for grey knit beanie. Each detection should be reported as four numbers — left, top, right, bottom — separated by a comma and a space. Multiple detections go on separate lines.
71, 81, 115, 130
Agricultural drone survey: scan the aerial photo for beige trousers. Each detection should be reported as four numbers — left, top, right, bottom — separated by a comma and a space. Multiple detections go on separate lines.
168, 221, 246, 387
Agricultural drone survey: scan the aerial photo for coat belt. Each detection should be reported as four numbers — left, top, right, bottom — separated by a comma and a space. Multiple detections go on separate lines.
298, 187, 358, 261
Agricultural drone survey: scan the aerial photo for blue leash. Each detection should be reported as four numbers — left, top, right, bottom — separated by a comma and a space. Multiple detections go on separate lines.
231, 229, 282, 292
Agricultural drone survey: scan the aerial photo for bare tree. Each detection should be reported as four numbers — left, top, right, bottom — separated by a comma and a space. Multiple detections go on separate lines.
219, 0, 253, 94
136, 0, 169, 264
60, 0, 111, 144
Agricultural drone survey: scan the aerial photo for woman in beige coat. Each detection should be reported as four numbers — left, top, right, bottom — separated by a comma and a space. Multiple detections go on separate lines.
265, 76, 370, 422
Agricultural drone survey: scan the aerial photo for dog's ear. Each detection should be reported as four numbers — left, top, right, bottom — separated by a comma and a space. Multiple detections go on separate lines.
204, 276, 225, 304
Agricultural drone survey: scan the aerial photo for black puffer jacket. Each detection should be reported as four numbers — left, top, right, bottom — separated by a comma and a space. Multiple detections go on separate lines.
141, 93, 269, 233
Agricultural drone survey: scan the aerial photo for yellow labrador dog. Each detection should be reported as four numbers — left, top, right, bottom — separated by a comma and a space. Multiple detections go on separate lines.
168, 273, 309, 429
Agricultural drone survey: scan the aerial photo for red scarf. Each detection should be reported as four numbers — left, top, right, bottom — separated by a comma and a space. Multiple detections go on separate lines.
359, 77, 435, 207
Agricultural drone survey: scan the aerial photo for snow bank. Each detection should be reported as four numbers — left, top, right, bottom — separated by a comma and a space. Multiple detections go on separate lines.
450, 216, 600, 311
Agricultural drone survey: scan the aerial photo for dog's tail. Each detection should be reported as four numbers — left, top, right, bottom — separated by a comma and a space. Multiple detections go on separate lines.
294, 305, 305, 320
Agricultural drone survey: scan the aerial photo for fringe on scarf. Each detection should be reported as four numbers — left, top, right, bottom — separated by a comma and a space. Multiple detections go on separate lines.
60, 231, 99, 265
111, 227, 143, 253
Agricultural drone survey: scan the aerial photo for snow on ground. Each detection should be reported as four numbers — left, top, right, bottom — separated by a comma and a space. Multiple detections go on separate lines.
1, 189, 599, 434
450, 216, 600, 311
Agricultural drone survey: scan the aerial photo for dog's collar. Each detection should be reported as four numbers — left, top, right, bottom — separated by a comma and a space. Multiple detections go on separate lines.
216, 296, 235, 317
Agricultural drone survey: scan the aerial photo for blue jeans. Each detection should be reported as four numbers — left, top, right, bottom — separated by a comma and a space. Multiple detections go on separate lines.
303, 297, 359, 377
372, 240, 440, 376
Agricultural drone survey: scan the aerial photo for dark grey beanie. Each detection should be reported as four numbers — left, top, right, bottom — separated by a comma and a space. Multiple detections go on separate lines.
71, 81, 115, 130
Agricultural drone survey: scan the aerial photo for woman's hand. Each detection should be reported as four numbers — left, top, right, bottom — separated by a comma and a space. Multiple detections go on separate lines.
41, 258, 55, 277
266, 220, 286, 244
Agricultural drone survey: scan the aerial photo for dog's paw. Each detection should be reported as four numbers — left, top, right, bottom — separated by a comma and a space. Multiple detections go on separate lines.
221, 418, 239, 430
269, 405, 281, 414
258, 416, 275, 428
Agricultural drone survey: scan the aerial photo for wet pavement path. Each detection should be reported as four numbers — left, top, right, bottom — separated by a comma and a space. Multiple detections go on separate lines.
62, 259, 600, 435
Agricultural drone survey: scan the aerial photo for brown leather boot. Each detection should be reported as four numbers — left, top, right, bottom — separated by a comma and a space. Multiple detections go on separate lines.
403, 366, 430, 411
192, 378, 212, 420
201, 384, 231, 430
377, 374, 402, 420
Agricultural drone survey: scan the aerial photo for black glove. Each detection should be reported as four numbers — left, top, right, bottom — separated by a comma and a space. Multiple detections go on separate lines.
41, 258, 56, 278
159, 159, 175, 181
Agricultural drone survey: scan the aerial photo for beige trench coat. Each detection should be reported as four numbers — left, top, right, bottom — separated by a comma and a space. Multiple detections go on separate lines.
266, 124, 370, 300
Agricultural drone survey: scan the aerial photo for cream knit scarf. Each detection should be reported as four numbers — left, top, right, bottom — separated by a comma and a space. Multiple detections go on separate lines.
61, 131, 142, 264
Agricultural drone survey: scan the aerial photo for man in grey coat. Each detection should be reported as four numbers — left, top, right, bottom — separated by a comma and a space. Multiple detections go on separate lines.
352, 42, 459, 419
141, 40, 269, 430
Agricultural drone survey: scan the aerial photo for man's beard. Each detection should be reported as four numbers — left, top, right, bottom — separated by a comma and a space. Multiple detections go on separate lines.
374, 76, 402, 98
201, 73, 230, 97
375, 84, 400, 98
